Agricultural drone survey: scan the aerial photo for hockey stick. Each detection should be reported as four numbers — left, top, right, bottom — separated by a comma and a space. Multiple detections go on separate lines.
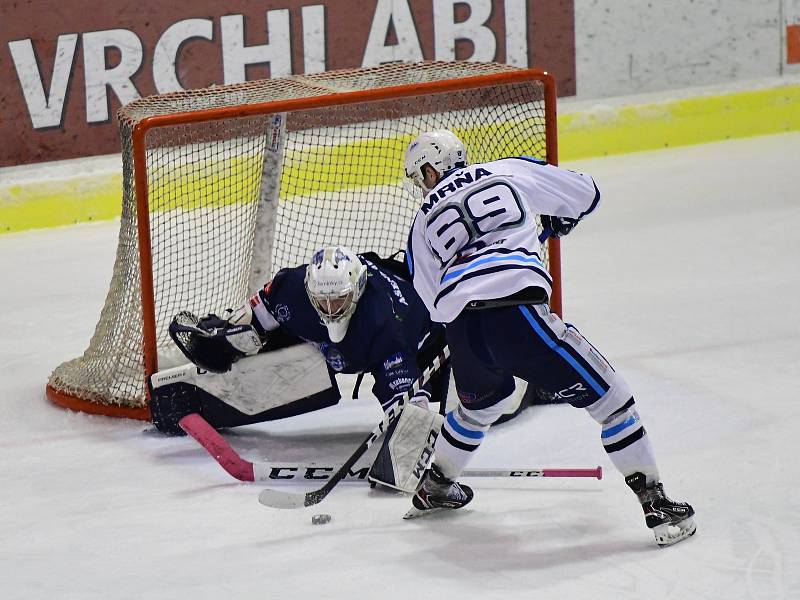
259, 465, 602, 482
177, 414, 602, 482
178, 413, 256, 481
257, 347, 451, 509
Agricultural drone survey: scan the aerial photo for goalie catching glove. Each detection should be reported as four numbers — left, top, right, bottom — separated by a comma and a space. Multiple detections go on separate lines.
169, 309, 264, 373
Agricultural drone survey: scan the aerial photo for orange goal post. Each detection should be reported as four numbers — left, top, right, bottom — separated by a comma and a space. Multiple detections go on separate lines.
45, 60, 560, 420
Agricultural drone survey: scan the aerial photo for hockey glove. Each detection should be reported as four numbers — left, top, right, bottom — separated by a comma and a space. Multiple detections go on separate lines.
540, 215, 580, 238
169, 311, 263, 373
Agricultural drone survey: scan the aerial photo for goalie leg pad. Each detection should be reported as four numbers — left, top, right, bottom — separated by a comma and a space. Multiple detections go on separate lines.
193, 343, 335, 415
149, 382, 203, 436
368, 404, 445, 493
149, 372, 341, 434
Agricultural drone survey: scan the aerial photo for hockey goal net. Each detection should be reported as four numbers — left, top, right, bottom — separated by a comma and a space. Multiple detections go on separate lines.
46, 61, 560, 419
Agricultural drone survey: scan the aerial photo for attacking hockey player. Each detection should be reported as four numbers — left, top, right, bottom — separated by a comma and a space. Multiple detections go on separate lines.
401, 130, 696, 547
155, 246, 534, 492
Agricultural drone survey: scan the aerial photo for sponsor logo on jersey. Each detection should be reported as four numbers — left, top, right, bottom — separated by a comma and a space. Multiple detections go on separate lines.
319, 344, 347, 371
389, 377, 413, 390
327, 353, 347, 372
383, 352, 404, 370
274, 304, 291, 323
362, 258, 408, 306
420, 167, 493, 214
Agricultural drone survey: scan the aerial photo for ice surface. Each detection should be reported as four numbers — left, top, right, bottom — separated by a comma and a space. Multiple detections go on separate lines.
1, 133, 799, 599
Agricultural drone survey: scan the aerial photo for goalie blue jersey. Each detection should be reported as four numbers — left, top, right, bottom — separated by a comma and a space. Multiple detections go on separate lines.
406, 157, 601, 323
249, 257, 437, 408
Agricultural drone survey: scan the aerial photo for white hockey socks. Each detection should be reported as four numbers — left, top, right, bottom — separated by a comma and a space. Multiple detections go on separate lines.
596, 397, 659, 484
435, 391, 519, 480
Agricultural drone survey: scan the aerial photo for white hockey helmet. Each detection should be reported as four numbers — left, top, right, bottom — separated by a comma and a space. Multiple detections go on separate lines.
304, 245, 367, 343
404, 130, 467, 193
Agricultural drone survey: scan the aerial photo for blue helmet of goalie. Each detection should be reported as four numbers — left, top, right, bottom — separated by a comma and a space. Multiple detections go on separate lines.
304, 246, 368, 343
404, 129, 468, 194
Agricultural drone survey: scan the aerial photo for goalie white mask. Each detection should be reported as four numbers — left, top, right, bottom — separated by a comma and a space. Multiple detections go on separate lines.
404, 129, 468, 194
304, 246, 367, 343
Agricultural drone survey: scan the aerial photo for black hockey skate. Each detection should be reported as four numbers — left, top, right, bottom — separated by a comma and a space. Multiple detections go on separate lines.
403, 464, 474, 519
625, 472, 696, 547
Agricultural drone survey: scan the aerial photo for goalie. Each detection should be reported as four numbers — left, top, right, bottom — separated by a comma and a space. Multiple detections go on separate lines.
151, 245, 454, 492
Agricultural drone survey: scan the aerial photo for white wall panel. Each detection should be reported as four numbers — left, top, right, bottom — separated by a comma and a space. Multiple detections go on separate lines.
575, 0, 784, 99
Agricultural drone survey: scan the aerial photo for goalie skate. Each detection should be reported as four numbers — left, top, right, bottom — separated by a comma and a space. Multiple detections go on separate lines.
403, 465, 474, 519
626, 472, 696, 547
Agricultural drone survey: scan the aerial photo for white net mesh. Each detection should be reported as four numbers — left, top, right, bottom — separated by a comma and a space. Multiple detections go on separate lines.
47, 61, 554, 412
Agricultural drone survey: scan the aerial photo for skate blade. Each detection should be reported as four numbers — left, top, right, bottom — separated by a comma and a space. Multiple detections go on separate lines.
403, 505, 445, 520
654, 516, 697, 547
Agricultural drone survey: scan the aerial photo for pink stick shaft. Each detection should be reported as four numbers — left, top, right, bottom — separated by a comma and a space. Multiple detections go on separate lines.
178, 413, 255, 482
542, 467, 602, 479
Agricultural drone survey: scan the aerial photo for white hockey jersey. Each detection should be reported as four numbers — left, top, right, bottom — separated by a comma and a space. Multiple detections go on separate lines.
406, 157, 600, 323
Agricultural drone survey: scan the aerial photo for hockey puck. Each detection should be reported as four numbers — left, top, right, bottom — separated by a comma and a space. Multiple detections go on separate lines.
311, 514, 332, 525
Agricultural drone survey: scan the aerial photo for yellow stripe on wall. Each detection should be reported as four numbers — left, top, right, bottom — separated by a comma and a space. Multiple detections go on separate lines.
0, 175, 123, 233
558, 86, 800, 160
2, 84, 798, 234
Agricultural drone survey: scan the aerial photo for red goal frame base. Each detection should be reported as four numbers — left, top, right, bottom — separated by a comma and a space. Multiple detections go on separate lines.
46, 385, 151, 421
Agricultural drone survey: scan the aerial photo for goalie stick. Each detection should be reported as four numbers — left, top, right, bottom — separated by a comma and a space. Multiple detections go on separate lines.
178, 413, 602, 482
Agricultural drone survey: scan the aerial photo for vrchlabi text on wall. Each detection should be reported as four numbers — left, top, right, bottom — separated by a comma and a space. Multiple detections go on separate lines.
1, 0, 575, 168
